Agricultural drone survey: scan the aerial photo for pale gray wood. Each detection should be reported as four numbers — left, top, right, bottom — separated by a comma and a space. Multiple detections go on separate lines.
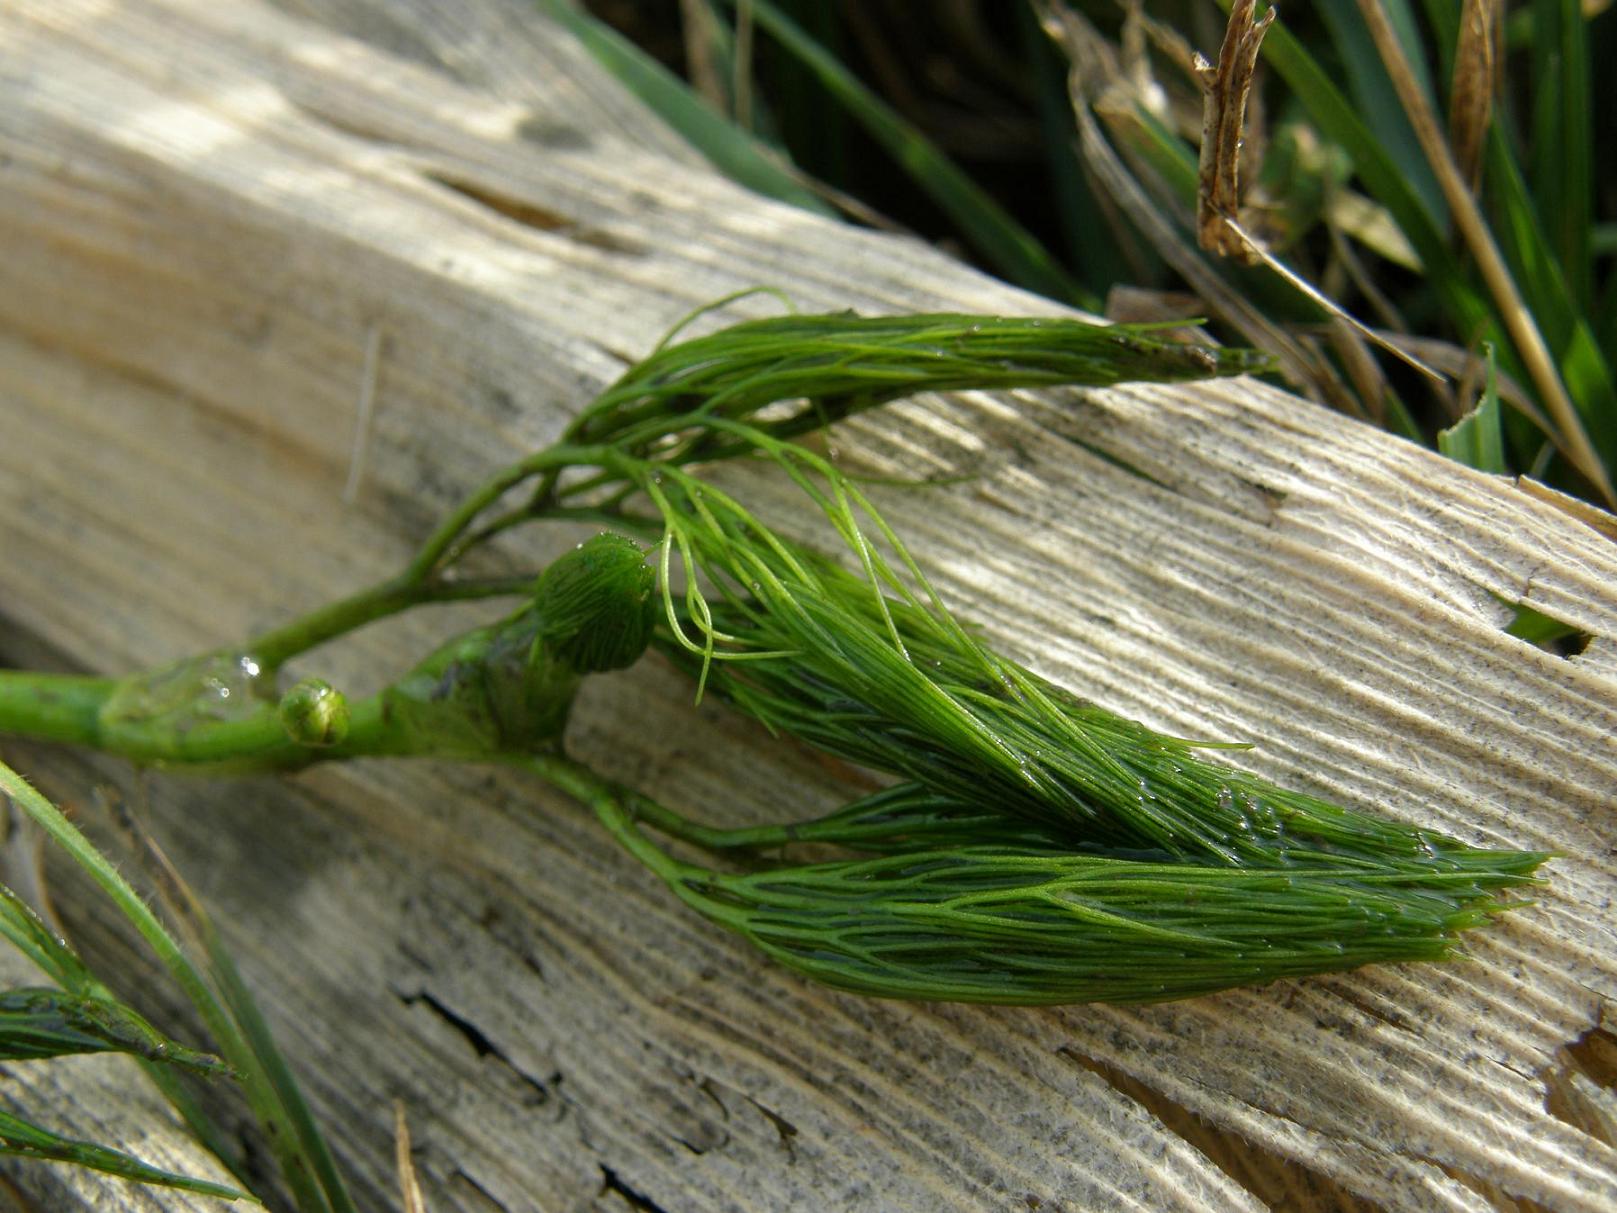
0, 2, 1612, 1210
264, 0, 708, 163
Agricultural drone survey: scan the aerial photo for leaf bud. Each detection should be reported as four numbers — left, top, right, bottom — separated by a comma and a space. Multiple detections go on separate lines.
277, 678, 351, 748
533, 533, 658, 673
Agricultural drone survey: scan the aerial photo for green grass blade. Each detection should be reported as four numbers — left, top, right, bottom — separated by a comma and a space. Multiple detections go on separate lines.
0, 987, 226, 1073
1099, 98, 1198, 207
739, 0, 1087, 304
680, 0, 783, 143
0, 885, 92, 993
0, 763, 342, 1212
136, 1062, 256, 1197
762, 0, 853, 180
0, 1108, 246, 1201
0, 768, 225, 1028
1501, 599, 1586, 648
1529, 0, 1593, 312
530, 0, 834, 217
1252, 16, 1495, 343
1421, 0, 1457, 75
1315, 2, 1446, 225
1484, 124, 1617, 485
1248, 6, 1613, 487
195, 913, 358, 1213
112, 804, 359, 1213
1381, 389, 1426, 444
1095, 100, 1323, 324
0, 884, 252, 1188
1018, 3, 1135, 292
1438, 344, 1507, 472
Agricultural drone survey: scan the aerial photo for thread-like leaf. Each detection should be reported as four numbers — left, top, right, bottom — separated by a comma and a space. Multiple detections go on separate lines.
673, 847, 1528, 1004
542, 757, 1539, 1006
566, 310, 1272, 461
0, 1108, 245, 1201
0, 987, 226, 1074
636, 437, 1540, 884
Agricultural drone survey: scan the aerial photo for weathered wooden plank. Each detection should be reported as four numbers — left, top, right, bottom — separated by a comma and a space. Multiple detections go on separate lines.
268, 0, 711, 161
0, 2, 1613, 1210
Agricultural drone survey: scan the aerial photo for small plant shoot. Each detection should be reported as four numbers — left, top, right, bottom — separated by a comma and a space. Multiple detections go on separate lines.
0, 309, 1542, 1008
0, 309, 1545, 1201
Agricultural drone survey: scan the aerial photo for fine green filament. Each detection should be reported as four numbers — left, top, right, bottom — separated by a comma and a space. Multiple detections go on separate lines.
0, 308, 1545, 1010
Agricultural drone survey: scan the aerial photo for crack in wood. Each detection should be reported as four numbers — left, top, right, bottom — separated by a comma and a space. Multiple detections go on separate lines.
396, 988, 550, 1107
447, 1166, 510, 1213
597, 1164, 671, 1213
1543, 1017, 1617, 1148
1311, 980, 1417, 1037
421, 171, 570, 233
422, 171, 647, 256
1055, 1045, 1379, 1211
742, 1095, 799, 1163
549, 1069, 598, 1150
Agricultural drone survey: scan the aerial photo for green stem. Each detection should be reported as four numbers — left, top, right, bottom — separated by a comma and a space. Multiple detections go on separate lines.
107, 711, 310, 772
520, 754, 704, 878
0, 667, 304, 770
402, 444, 616, 581
0, 672, 466, 773
136, 1064, 255, 1195
0, 672, 114, 748
621, 789, 802, 850
247, 575, 533, 670
517, 750, 905, 853
518, 754, 774, 936
250, 442, 620, 669
616, 780, 975, 855
445, 502, 654, 571
0, 763, 209, 1050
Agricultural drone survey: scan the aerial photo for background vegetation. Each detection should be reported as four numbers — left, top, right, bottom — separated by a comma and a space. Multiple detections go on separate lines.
573, 0, 1617, 517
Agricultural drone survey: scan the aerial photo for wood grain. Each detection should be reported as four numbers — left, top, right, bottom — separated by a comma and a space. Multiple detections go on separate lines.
0, 2, 1613, 1209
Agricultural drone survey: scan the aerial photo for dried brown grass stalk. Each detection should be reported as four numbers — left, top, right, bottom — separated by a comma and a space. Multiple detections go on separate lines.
1355, 0, 1615, 505
1448, 0, 1502, 191
1193, 0, 1274, 263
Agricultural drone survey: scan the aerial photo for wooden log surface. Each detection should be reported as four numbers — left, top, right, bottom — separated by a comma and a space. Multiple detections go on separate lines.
0, 1, 1614, 1209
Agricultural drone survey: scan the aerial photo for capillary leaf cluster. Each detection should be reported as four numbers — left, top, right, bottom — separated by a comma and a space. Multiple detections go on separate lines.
0, 306, 1543, 1019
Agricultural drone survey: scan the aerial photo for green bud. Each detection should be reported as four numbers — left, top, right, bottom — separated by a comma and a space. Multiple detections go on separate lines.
277, 678, 351, 747
533, 533, 657, 673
